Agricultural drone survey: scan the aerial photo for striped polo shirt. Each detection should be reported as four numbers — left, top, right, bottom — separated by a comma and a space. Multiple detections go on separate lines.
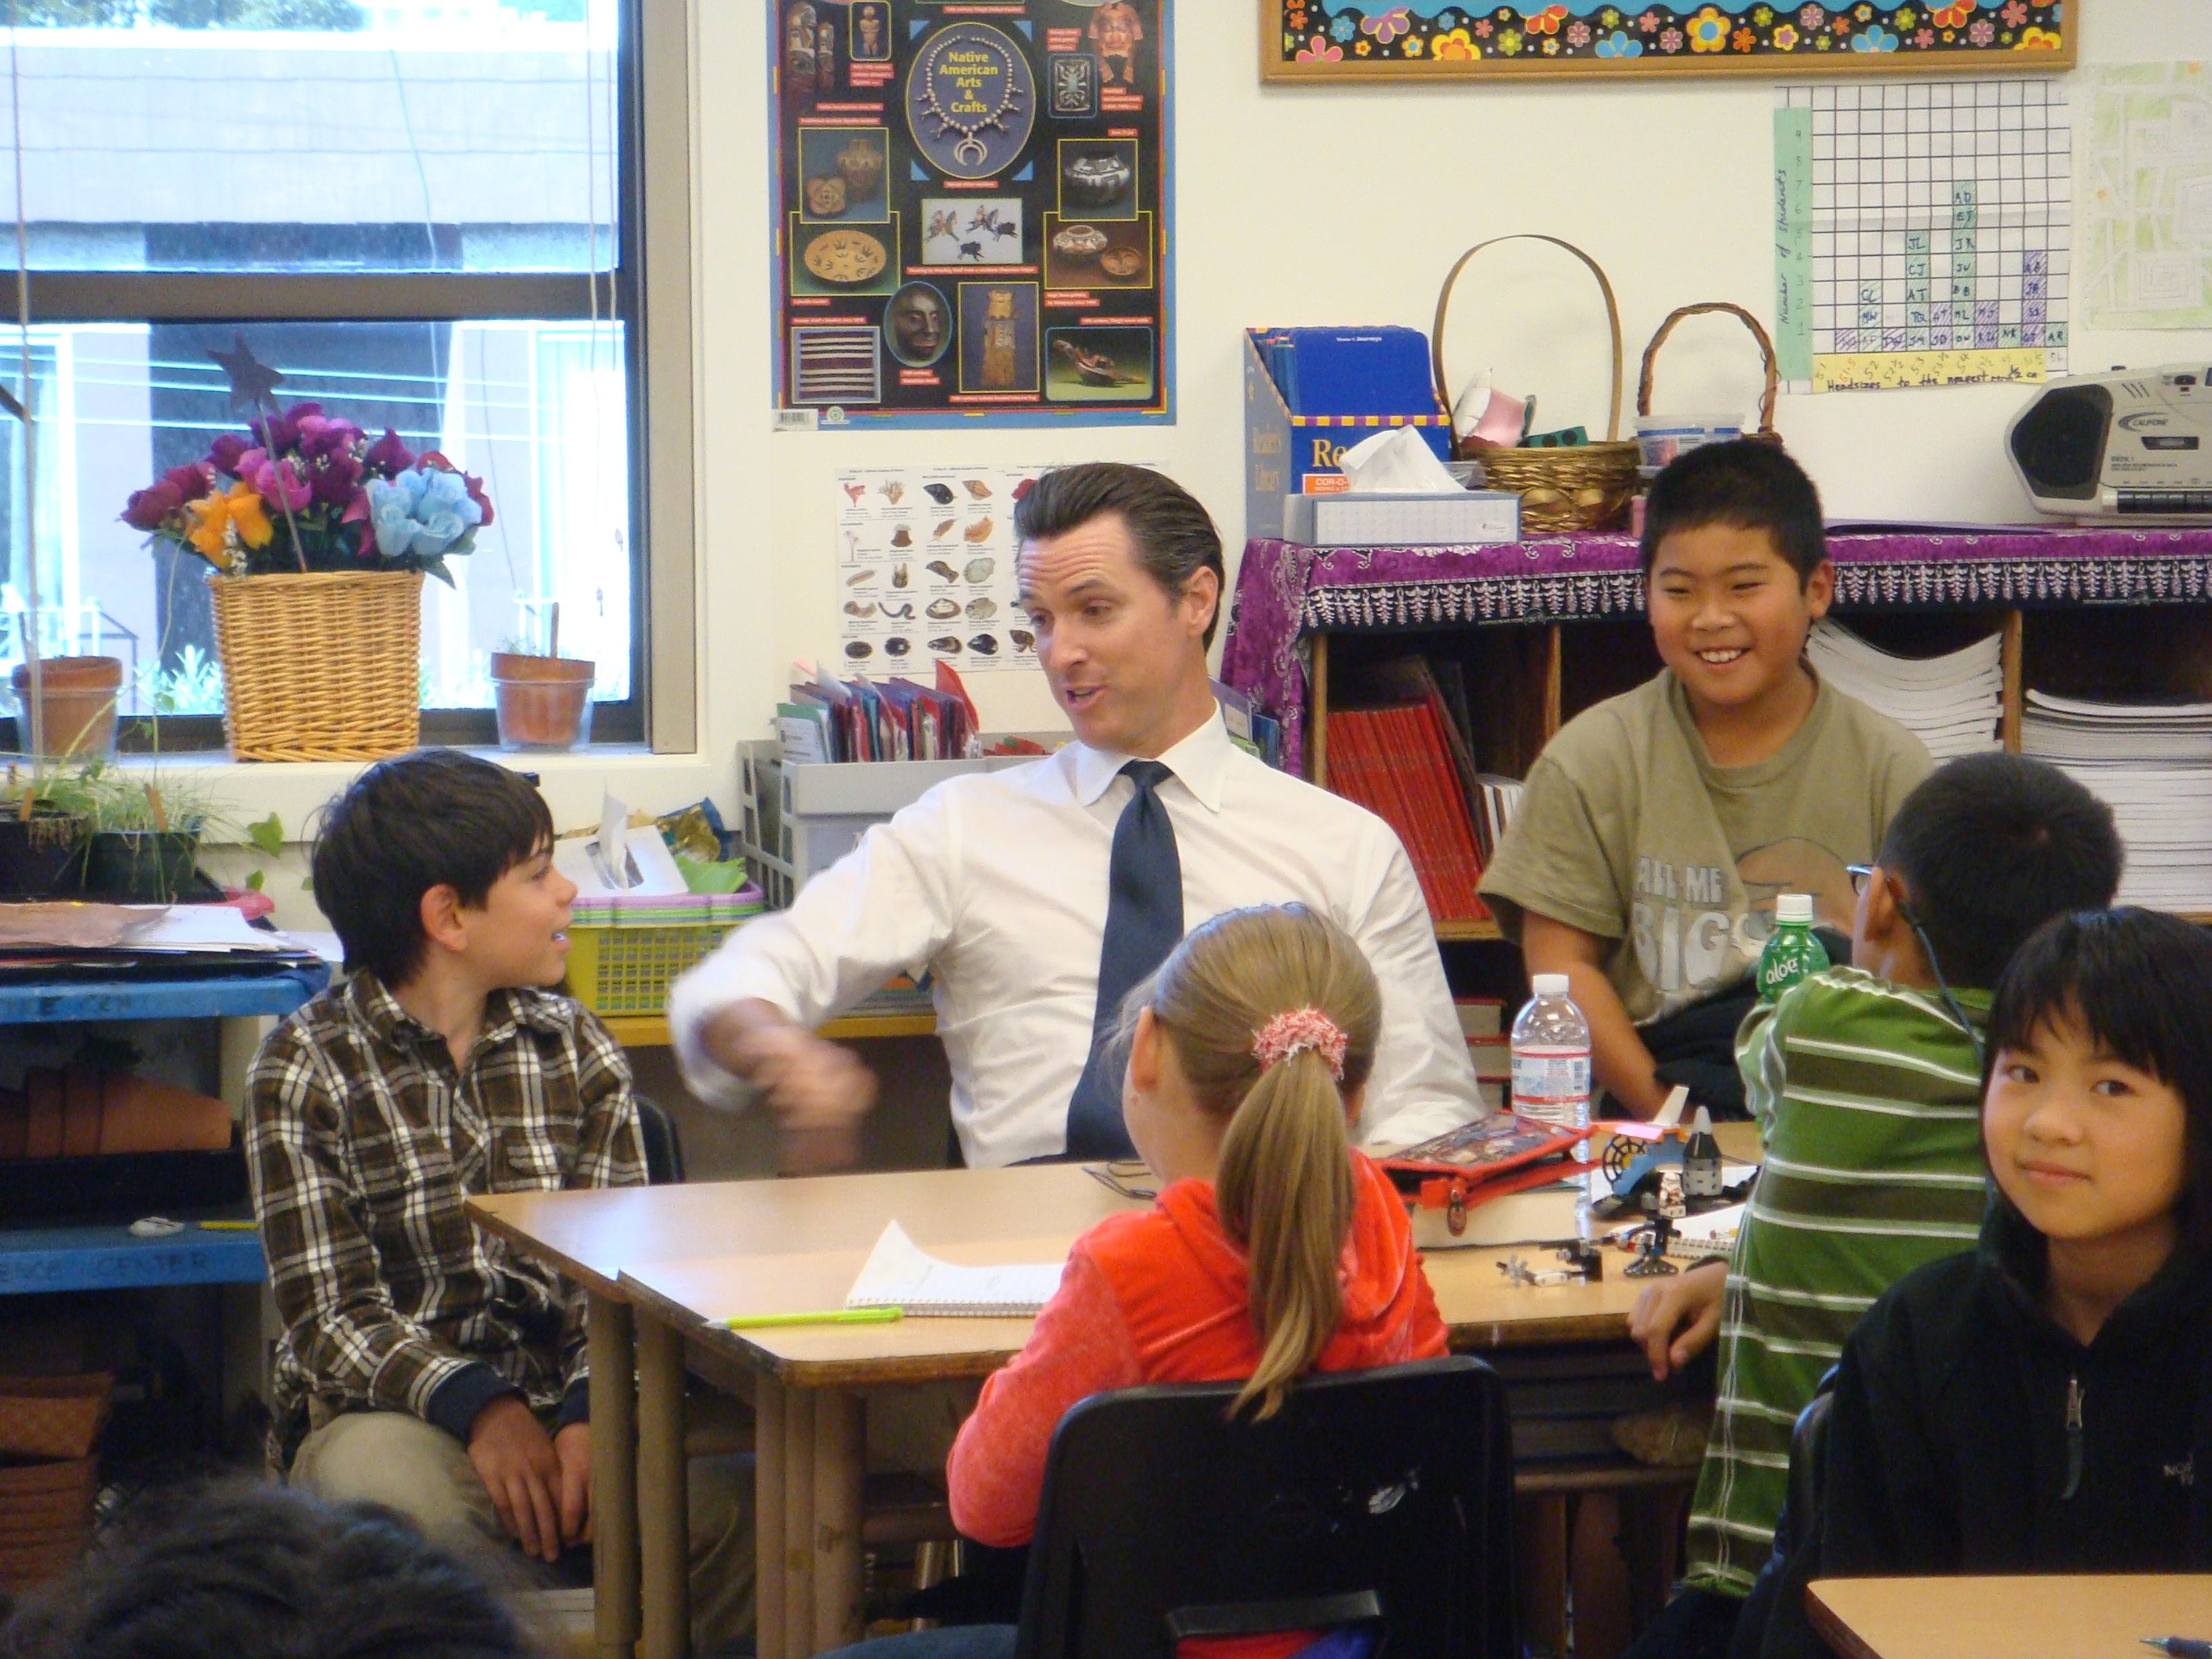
1682, 966, 1990, 1597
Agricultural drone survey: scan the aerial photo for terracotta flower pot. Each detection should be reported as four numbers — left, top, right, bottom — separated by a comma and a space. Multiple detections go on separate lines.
490, 653, 594, 752
9, 657, 122, 759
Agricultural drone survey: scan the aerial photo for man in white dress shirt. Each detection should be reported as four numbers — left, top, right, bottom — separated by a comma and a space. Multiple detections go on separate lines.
670, 463, 1481, 1169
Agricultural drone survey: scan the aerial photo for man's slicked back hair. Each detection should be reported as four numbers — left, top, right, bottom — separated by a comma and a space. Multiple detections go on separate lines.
1639, 438, 1827, 581
310, 748, 554, 989
1878, 751, 2123, 992
1014, 462, 1225, 647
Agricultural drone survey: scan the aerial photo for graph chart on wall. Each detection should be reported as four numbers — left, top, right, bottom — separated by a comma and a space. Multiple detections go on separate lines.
1774, 80, 2071, 394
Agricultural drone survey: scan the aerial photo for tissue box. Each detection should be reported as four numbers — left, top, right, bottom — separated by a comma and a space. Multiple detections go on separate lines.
1283, 490, 1521, 548
1245, 329, 1452, 541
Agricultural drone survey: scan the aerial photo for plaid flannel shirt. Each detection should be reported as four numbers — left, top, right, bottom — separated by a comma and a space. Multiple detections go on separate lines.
246, 970, 644, 1468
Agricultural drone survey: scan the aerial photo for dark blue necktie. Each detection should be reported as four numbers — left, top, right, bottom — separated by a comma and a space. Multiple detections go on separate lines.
1064, 760, 1183, 1160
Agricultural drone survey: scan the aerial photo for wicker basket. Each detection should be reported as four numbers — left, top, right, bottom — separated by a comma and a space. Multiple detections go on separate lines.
208, 571, 424, 762
1637, 301, 1782, 445
1431, 234, 1643, 535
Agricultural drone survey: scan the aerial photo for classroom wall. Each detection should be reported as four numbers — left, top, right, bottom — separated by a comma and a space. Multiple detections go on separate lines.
692, 0, 2212, 753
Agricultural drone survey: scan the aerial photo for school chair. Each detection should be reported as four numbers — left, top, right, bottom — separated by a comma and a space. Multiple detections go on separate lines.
636, 1094, 686, 1187
1013, 1355, 1519, 1659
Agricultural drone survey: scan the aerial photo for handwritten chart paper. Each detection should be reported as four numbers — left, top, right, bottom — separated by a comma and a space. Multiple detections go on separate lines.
1776, 81, 2070, 394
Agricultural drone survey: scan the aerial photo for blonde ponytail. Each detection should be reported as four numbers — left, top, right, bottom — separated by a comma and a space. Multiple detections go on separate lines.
1116, 904, 1382, 1420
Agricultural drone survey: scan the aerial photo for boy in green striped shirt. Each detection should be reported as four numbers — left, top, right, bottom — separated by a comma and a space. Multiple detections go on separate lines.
1621, 752, 2123, 1659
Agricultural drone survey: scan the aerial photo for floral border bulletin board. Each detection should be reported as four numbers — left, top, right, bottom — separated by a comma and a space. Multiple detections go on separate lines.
1263, 0, 2073, 79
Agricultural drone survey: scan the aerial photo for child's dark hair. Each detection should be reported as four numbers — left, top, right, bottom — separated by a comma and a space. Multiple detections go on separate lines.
1638, 438, 1826, 581
0, 1481, 537, 1658
311, 748, 554, 988
1985, 908, 2212, 1255
1879, 753, 2123, 991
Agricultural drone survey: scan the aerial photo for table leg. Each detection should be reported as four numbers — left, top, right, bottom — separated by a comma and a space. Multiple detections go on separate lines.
638, 1311, 692, 1659
756, 1377, 786, 1659
588, 1294, 640, 1659
781, 1389, 816, 1659
812, 1390, 865, 1652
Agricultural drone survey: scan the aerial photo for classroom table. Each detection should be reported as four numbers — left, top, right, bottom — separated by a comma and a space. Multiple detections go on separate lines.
593, 1129, 1757, 1659
1806, 1574, 2212, 1659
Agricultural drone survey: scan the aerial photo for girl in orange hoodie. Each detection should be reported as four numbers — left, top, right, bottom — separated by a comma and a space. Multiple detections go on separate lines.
827, 903, 1448, 1659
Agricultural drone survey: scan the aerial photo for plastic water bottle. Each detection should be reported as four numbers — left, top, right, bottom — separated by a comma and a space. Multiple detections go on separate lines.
1757, 893, 1831, 1002
1512, 972, 1592, 1160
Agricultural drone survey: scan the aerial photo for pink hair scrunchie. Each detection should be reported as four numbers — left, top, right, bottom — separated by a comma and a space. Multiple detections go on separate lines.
1251, 1007, 1349, 1080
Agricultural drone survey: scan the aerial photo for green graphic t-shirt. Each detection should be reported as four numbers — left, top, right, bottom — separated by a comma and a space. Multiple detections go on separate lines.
1477, 670, 1932, 1023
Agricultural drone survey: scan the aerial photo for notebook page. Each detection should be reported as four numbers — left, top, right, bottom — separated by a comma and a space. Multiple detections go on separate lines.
844, 1221, 1065, 1317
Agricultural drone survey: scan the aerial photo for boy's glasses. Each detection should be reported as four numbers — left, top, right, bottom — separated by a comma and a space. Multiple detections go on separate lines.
1084, 1160, 1158, 1202
1843, 863, 1986, 1063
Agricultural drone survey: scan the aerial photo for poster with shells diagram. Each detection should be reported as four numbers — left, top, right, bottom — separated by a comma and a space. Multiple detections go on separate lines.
836, 465, 1040, 672
773, 0, 1172, 428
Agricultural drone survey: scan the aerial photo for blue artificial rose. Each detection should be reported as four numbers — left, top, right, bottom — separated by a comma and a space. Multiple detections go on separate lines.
366, 467, 486, 561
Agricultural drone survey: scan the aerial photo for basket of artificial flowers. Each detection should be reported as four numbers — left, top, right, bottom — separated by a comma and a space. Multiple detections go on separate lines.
122, 354, 492, 761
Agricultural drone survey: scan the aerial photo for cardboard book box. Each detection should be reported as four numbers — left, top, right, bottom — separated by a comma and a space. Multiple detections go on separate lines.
1244, 328, 1453, 541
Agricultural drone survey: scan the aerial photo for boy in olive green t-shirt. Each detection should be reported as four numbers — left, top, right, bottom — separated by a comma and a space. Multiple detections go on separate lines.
1477, 443, 1931, 1120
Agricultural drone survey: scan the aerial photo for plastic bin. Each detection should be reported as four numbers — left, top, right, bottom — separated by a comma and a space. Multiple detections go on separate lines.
562, 887, 765, 1017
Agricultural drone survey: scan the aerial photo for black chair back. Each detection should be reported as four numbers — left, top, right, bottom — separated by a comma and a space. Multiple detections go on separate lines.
1775, 1379, 1835, 1558
636, 1094, 685, 1186
1012, 1355, 1518, 1659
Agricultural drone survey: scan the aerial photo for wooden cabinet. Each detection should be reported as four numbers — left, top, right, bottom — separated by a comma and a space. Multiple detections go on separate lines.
1229, 527, 2212, 940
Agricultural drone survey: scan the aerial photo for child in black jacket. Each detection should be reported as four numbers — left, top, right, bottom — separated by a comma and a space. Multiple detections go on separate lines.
1776, 906, 2212, 1654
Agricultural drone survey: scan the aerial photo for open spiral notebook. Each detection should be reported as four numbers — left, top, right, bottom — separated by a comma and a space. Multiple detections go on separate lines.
844, 1221, 1065, 1317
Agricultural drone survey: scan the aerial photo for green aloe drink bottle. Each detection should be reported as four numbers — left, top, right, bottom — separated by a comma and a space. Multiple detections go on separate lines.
1757, 893, 1830, 1002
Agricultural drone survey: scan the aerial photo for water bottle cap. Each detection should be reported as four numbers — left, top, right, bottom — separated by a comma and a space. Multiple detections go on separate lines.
1530, 972, 1572, 998
1776, 893, 1816, 926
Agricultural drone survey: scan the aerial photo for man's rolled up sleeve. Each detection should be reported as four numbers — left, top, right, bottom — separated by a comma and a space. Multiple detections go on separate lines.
667, 789, 962, 1107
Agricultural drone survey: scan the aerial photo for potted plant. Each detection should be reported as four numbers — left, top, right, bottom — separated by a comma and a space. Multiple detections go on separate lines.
489, 602, 594, 752
0, 766, 88, 898
67, 760, 230, 903
119, 336, 494, 762
9, 655, 124, 759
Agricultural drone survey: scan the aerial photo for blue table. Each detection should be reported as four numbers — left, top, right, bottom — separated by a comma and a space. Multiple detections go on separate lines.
0, 967, 328, 1028
0, 962, 328, 1294
0, 1223, 266, 1293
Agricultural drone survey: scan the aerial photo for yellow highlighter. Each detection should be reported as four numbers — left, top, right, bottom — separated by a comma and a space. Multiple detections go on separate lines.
725, 1307, 904, 1330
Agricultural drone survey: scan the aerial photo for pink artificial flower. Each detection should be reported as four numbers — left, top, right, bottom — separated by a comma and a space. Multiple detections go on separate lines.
295, 413, 365, 460
252, 457, 312, 514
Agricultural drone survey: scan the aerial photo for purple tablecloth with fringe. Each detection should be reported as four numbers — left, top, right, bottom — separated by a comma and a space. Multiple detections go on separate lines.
1219, 526, 2212, 779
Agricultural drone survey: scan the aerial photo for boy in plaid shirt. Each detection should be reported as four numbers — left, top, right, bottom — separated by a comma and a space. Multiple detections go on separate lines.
247, 750, 747, 1645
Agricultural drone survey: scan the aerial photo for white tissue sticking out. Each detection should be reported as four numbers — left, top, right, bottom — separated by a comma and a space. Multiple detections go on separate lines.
1339, 426, 1462, 494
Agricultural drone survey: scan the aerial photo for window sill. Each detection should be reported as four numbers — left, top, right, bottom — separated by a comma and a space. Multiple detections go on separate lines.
102, 744, 726, 843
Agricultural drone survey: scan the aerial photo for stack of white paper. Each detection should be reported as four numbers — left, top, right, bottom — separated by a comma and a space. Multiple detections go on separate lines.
844, 1221, 1064, 1317
1807, 620, 2003, 760
2023, 691, 2212, 911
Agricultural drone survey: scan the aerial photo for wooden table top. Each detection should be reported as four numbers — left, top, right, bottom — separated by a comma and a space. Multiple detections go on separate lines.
468, 1164, 1138, 1300
480, 1125, 1759, 1385
1807, 1575, 2212, 1659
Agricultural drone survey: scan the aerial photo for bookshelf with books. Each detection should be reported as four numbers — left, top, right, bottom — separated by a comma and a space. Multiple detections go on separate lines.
1235, 527, 2212, 943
